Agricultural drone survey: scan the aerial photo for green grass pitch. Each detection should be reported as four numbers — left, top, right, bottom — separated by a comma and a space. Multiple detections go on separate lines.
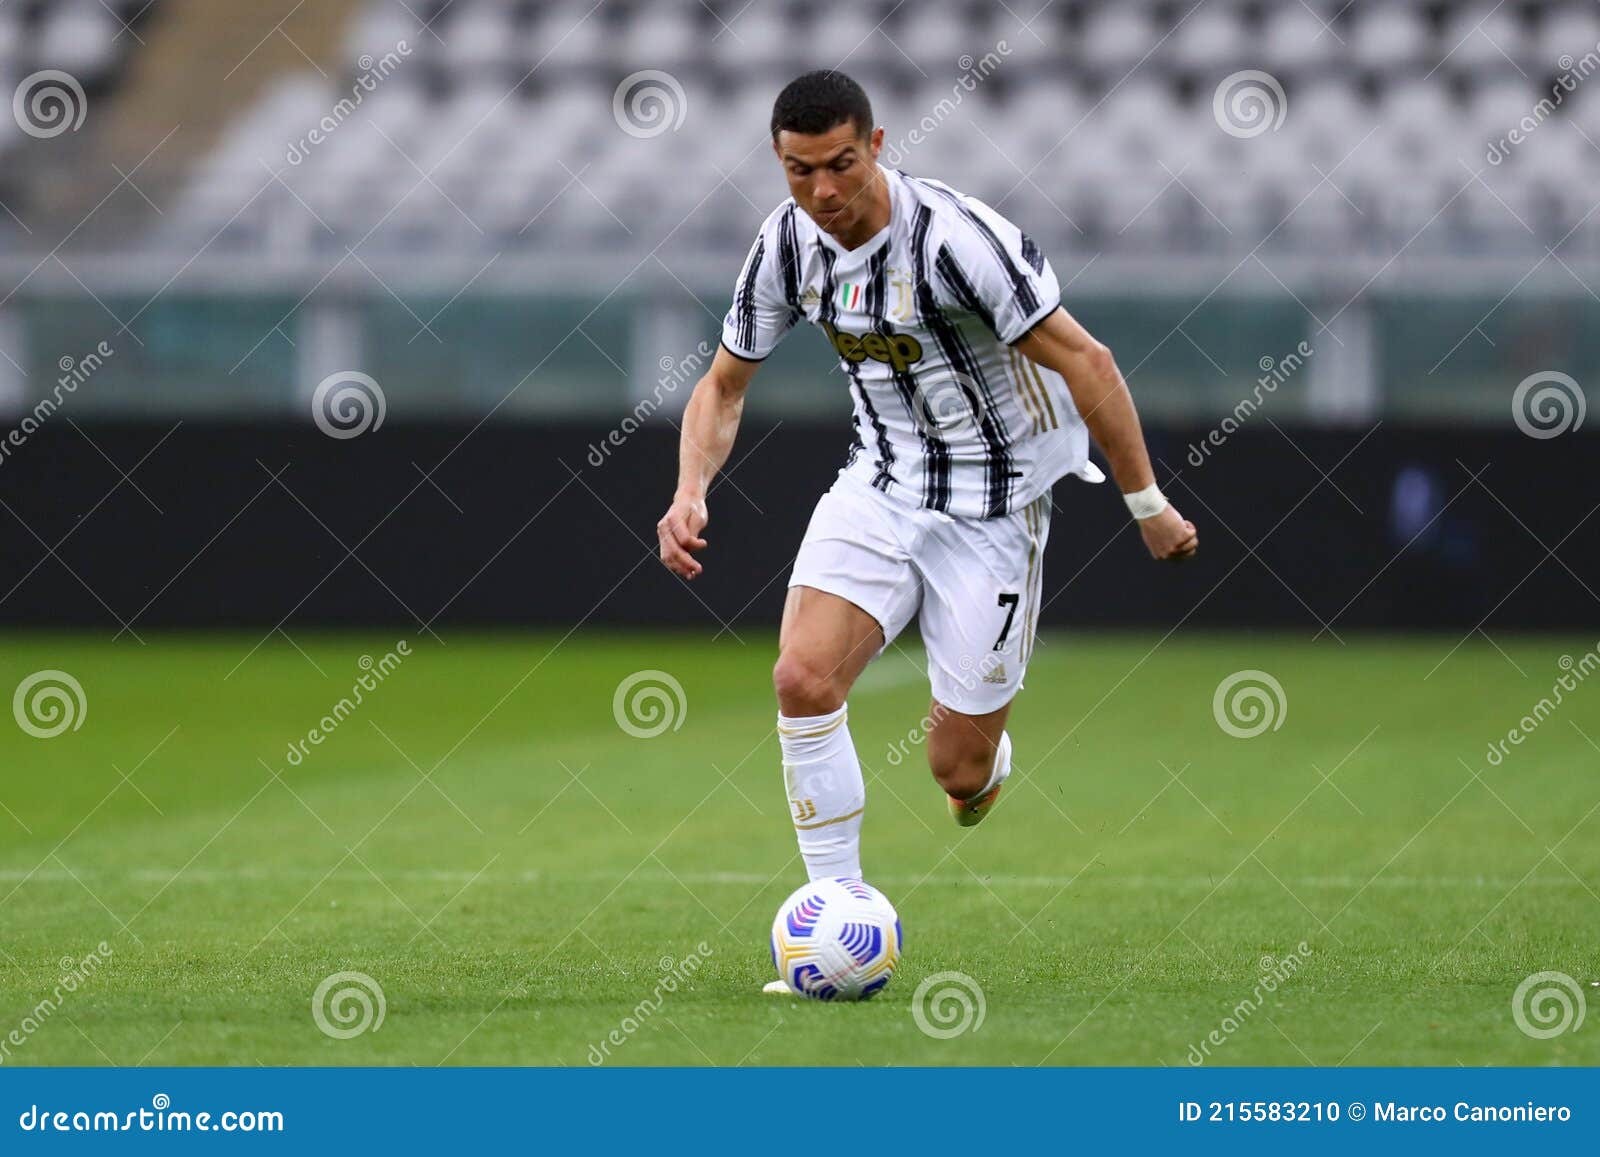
0, 629, 1595, 1066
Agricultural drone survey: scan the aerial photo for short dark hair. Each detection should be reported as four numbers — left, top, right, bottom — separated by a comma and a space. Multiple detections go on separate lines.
770, 70, 873, 141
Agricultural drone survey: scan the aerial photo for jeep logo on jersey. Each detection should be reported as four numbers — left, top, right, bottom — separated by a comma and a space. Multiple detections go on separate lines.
820, 320, 924, 374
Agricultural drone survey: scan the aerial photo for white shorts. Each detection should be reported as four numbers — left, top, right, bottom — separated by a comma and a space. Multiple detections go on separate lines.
788, 471, 1052, 716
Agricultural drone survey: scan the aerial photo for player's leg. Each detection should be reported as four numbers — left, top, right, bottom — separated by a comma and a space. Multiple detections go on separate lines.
928, 697, 1013, 825
777, 477, 921, 879
914, 492, 1050, 825
773, 590, 882, 883
773, 585, 882, 717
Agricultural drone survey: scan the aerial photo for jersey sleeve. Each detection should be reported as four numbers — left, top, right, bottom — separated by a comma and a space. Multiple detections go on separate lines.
937, 194, 1061, 345
720, 214, 799, 361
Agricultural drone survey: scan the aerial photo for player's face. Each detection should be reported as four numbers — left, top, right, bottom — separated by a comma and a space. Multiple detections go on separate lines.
773, 121, 885, 239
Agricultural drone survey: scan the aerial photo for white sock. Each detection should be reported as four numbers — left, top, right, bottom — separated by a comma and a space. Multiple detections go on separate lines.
779, 704, 864, 881
969, 730, 1013, 799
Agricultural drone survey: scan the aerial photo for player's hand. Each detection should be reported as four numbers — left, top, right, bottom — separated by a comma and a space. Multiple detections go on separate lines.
1139, 504, 1197, 562
657, 494, 710, 579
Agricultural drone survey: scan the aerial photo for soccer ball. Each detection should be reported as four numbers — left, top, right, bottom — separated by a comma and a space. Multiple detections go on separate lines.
770, 877, 902, 1000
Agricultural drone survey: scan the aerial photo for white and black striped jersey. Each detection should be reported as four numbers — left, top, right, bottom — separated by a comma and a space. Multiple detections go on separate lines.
720, 164, 1105, 520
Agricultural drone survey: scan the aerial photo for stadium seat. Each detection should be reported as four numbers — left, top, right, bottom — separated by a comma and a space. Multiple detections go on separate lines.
523, 2, 612, 75
1079, 4, 1158, 72
1260, 2, 1342, 71
37, 1, 119, 81
802, 2, 898, 73
1169, 3, 1256, 71
1440, 2, 1530, 72
143, 0, 1598, 258
708, 5, 794, 74
1347, 2, 1435, 72
438, 2, 521, 75
1539, 3, 1600, 67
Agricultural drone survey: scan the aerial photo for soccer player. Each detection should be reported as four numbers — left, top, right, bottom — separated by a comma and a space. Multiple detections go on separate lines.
657, 70, 1197, 913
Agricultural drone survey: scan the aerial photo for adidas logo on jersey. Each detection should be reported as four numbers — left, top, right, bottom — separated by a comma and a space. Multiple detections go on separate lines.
800, 287, 820, 308
819, 320, 924, 373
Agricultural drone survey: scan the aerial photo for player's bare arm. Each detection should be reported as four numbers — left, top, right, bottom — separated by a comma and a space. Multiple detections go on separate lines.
657, 344, 760, 579
1013, 308, 1199, 563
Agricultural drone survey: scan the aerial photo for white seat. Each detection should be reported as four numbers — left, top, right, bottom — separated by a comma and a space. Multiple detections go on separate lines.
523, 3, 610, 72
803, 3, 897, 71
1291, 78, 1372, 169
1440, 2, 1530, 71
893, 11, 973, 74
345, 2, 422, 70
1378, 80, 1468, 174
1080, 5, 1157, 71
615, 6, 701, 72
705, 94, 778, 181
1102, 79, 1187, 169
1539, 4, 1600, 68
985, 4, 1063, 72
1517, 128, 1590, 230
37, 1, 118, 79
1260, 2, 1342, 71
1170, 3, 1254, 70
985, 80, 1081, 180
1348, 2, 1432, 70
708, 6, 792, 73
1465, 77, 1539, 143
1181, 147, 1269, 241
439, 3, 518, 73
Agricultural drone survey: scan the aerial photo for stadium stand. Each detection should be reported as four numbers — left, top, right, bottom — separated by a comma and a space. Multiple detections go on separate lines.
142, 0, 1600, 258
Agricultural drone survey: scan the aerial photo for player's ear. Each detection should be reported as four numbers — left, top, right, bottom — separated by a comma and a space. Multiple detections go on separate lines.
867, 125, 883, 159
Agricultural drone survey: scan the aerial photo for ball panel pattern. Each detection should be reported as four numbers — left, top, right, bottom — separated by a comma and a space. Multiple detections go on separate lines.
770, 877, 901, 1001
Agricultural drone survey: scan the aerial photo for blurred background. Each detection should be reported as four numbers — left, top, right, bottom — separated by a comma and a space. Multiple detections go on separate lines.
0, 0, 1594, 631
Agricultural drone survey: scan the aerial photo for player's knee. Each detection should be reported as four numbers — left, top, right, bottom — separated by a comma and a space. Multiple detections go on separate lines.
928, 742, 994, 800
772, 651, 845, 716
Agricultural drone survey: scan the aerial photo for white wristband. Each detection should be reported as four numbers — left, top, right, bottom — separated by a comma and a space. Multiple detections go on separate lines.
1122, 483, 1168, 520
